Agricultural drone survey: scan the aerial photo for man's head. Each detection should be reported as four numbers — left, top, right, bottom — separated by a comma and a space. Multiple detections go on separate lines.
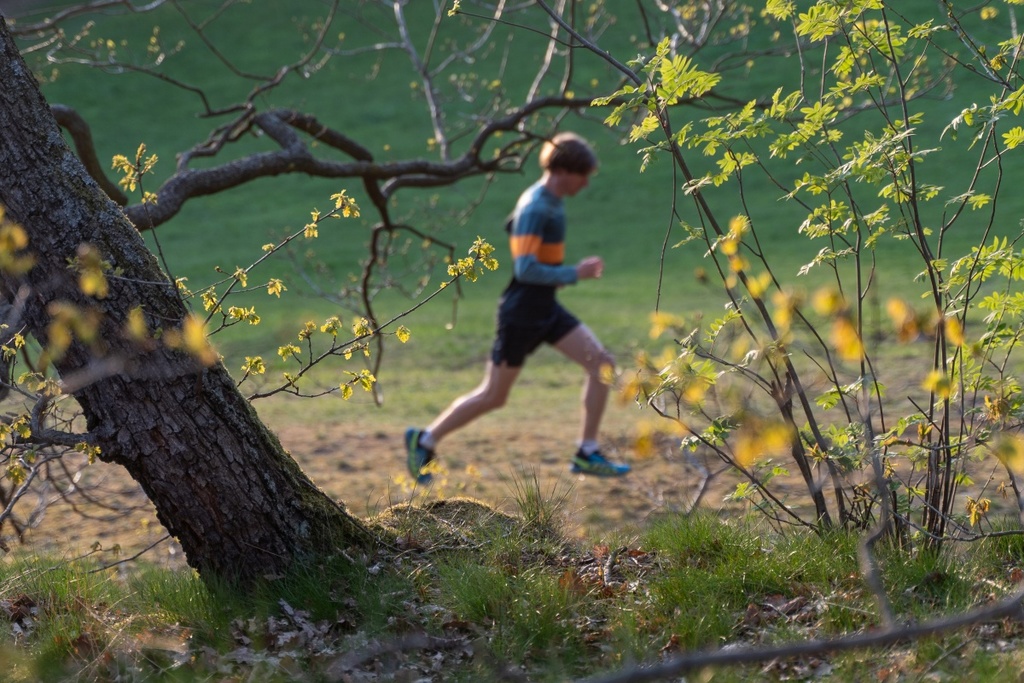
539, 132, 598, 176
540, 132, 596, 198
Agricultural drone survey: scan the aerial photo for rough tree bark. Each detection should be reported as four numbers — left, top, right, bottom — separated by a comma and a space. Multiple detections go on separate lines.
0, 18, 372, 583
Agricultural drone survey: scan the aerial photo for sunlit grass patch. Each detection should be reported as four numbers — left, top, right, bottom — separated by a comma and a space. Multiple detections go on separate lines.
435, 558, 589, 671
1, 555, 195, 680
639, 513, 867, 649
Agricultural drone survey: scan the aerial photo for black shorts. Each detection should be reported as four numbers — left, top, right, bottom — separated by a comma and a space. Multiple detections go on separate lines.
491, 303, 580, 368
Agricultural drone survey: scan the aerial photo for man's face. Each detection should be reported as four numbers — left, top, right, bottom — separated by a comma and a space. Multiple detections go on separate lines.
561, 170, 591, 197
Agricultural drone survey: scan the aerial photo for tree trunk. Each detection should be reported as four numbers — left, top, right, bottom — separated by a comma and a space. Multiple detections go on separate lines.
0, 18, 372, 582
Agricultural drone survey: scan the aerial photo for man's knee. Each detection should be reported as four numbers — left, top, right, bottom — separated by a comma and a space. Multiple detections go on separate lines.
587, 348, 615, 379
480, 386, 511, 410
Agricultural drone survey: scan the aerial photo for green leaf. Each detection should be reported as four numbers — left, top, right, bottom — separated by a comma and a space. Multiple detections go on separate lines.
629, 114, 661, 142
765, 0, 796, 20
1003, 126, 1024, 149
967, 193, 992, 210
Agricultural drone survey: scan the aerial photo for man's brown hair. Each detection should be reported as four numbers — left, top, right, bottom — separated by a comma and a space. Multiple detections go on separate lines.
539, 132, 597, 175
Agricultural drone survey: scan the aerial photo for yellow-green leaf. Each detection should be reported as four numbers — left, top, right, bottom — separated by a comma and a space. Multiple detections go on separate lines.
1003, 126, 1024, 149
267, 279, 286, 297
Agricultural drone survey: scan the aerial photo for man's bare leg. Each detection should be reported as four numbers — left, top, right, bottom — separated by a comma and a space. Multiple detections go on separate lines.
426, 361, 521, 443
553, 324, 614, 445
554, 324, 629, 475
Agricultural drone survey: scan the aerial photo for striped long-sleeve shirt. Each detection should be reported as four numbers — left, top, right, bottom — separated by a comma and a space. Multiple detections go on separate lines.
498, 180, 577, 321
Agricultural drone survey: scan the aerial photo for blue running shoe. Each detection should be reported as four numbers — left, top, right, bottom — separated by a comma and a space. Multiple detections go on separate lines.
405, 428, 436, 484
570, 449, 630, 477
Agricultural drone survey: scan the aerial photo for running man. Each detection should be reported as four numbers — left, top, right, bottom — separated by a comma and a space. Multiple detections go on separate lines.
404, 132, 630, 482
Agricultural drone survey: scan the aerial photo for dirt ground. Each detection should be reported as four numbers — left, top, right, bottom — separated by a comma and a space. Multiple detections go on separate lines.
11, 391, 1017, 573
12, 404, 726, 572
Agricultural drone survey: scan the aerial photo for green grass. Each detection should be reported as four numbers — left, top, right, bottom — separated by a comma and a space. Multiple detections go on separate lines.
0, 547, 416, 682
10, 0, 1024, 520
6, 505, 1024, 681
435, 560, 587, 670
643, 514, 858, 648
505, 468, 575, 538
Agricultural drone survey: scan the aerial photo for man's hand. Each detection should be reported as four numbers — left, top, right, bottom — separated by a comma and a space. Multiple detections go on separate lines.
576, 256, 604, 280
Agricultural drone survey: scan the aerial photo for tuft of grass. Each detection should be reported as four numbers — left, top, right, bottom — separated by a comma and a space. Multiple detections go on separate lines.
434, 558, 588, 674
971, 514, 1024, 567
125, 563, 224, 633
0, 554, 183, 681
507, 468, 575, 540
879, 546, 980, 620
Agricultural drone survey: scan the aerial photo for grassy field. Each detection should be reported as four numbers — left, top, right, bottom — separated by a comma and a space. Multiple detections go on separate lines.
20, 0, 1017, 368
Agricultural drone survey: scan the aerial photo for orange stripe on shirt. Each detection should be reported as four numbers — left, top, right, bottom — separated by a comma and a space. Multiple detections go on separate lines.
510, 234, 542, 258
510, 234, 564, 264
536, 243, 565, 264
